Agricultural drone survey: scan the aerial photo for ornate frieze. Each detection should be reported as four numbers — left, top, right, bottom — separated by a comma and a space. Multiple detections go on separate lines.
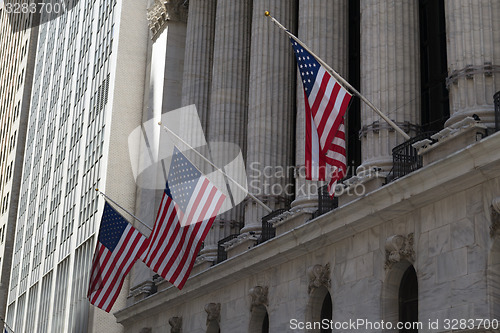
249, 286, 268, 311
307, 263, 331, 294
385, 233, 415, 269
147, 0, 188, 40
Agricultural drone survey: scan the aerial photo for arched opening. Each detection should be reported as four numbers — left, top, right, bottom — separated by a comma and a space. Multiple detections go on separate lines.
488, 238, 500, 318
320, 292, 333, 333
248, 305, 269, 333
262, 312, 269, 333
382, 261, 418, 331
398, 266, 418, 332
306, 286, 332, 333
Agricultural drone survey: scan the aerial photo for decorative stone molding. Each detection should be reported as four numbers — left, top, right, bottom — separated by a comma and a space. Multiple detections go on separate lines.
169, 316, 182, 333
147, 0, 188, 40
446, 63, 500, 88
128, 280, 155, 301
139, 328, 152, 333
205, 303, 221, 325
307, 263, 331, 294
491, 197, 500, 237
385, 233, 415, 269
249, 286, 268, 311
359, 120, 420, 137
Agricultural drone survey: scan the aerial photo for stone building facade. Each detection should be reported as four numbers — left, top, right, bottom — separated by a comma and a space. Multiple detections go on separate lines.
115, 0, 500, 333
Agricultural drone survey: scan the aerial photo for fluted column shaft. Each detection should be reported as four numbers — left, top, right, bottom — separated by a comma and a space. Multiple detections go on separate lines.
243, 0, 297, 233
181, 0, 217, 133
444, 0, 500, 128
293, 0, 349, 207
359, 0, 420, 173
200, 0, 252, 260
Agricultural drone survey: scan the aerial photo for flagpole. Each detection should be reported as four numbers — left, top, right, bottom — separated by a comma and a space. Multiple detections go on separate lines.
95, 189, 153, 232
158, 122, 274, 213
1, 317, 14, 333
264, 11, 411, 141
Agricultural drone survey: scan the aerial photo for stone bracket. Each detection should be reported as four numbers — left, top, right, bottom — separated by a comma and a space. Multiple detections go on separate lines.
249, 286, 268, 312
307, 263, 331, 294
169, 316, 182, 333
205, 303, 221, 325
385, 233, 415, 269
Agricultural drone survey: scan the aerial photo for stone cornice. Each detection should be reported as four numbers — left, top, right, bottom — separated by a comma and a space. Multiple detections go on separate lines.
115, 132, 500, 325
147, 0, 188, 40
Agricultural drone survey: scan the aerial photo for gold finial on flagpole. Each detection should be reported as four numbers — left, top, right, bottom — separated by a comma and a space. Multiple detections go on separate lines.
264, 11, 270, 16
158, 121, 162, 125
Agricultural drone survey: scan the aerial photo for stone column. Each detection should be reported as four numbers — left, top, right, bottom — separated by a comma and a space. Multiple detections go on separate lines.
358, 0, 420, 174
293, 0, 349, 209
444, 0, 500, 129
181, 0, 217, 134
129, 0, 187, 300
199, 0, 252, 263
242, 0, 297, 234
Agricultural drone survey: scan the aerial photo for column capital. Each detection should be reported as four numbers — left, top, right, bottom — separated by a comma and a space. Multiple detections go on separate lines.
147, 0, 188, 40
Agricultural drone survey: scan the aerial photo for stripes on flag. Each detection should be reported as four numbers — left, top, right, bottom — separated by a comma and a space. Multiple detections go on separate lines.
142, 147, 225, 289
290, 38, 351, 197
87, 202, 148, 312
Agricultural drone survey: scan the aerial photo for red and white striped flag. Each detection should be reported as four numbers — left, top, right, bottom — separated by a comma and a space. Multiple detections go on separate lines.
290, 38, 352, 197
87, 202, 148, 312
142, 146, 226, 289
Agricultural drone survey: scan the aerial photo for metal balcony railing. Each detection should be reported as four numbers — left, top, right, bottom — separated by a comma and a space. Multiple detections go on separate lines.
216, 234, 239, 264
312, 185, 338, 219
257, 208, 288, 244
387, 132, 437, 183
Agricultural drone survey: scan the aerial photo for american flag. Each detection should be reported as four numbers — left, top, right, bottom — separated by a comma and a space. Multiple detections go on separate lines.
290, 38, 352, 197
87, 202, 148, 312
142, 146, 226, 289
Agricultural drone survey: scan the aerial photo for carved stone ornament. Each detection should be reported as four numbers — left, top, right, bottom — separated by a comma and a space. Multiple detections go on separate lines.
139, 328, 152, 333
491, 197, 500, 237
147, 0, 188, 39
385, 233, 415, 269
128, 280, 155, 300
204, 303, 221, 325
307, 263, 331, 294
169, 316, 182, 333
249, 286, 268, 311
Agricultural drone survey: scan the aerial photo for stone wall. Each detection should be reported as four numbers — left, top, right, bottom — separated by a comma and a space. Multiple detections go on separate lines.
116, 133, 500, 333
